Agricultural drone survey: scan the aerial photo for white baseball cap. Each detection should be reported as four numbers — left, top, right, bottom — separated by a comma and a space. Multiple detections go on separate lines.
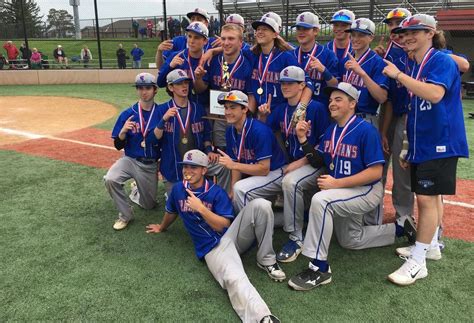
263, 12, 282, 32
166, 69, 191, 84
346, 18, 376, 35
330, 9, 355, 24
324, 82, 360, 102
187, 8, 210, 22
252, 17, 279, 33
279, 66, 305, 82
135, 73, 157, 86
186, 21, 209, 39
179, 149, 209, 167
226, 14, 245, 27
293, 12, 320, 29
217, 90, 249, 107
394, 14, 437, 33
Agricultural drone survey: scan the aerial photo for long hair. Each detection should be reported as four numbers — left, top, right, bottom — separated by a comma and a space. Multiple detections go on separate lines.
431, 30, 447, 49
252, 35, 287, 55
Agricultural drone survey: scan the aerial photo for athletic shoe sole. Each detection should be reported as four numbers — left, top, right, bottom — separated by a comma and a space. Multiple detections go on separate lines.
387, 270, 428, 286
395, 246, 442, 261
288, 276, 332, 291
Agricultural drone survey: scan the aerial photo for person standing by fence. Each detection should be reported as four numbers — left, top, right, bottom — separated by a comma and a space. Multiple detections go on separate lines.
157, 18, 165, 41
131, 44, 144, 69
116, 43, 128, 69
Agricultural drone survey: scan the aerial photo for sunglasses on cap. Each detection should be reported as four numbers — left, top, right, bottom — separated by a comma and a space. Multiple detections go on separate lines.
136, 85, 155, 90
386, 10, 407, 20
333, 12, 351, 22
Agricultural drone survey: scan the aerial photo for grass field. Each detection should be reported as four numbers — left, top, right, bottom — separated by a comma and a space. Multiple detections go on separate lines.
1, 84, 473, 321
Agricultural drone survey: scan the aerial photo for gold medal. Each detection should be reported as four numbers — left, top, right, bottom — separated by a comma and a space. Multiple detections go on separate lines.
182, 137, 188, 144
329, 162, 334, 171
141, 140, 146, 148
257, 87, 263, 95
285, 140, 289, 148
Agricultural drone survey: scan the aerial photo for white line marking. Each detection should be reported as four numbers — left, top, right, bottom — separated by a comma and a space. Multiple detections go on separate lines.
385, 190, 474, 210
0, 127, 116, 151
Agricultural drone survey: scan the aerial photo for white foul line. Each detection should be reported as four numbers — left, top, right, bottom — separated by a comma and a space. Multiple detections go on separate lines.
385, 190, 474, 210
0, 127, 116, 151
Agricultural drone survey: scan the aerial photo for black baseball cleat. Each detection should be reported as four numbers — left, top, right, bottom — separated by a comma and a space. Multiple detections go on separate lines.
288, 267, 332, 291
260, 314, 281, 323
257, 262, 286, 282
403, 216, 417, 244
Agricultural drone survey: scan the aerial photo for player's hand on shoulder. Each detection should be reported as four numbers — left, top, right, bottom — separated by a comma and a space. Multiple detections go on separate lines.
207, 151, 220, 164
146, 224, 164, 233
199, 50, 214, 67
158, 40, 173, 52
170, 53, 184, 68
317, 174, 340, 190
163, 107, 178, 121
211, 36, 222, 48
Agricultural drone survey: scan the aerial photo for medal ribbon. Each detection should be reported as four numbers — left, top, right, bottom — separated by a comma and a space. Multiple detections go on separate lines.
344, 47, 371, 82
298, 43, 318, 71
183, 178, 210, 197
236, 119, 248, 162
283, 105, 293, 139
333, 40, 351, 59
409, 47, 435, 98
257, 48, 274, 92
330, 114, 357, 162
173, 99, 192, 136
138, 102, 156, 141
186, 50, 202, 82
221, 53, 243, 86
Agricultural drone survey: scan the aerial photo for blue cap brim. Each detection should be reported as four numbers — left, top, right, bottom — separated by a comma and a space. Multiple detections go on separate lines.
330, 19, 352, 24
292, 22, 317, 29
279, 77, 303, 82
346, 28, 373, 35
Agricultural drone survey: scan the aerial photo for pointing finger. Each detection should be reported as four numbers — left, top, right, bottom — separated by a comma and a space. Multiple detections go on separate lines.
267, 94, 272, 107
185, 188, 196, 197
217, 148, 228, 157
378, 35, 385, 47
347, 52, 355, 61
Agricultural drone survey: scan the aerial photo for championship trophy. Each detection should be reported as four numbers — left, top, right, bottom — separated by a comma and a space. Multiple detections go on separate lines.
290, 103, 307, 128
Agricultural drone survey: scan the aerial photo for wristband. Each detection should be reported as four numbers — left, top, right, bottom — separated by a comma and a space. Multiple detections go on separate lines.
395, 71, 402, 81
322, 68, 333, 81
156, 118, 166, 129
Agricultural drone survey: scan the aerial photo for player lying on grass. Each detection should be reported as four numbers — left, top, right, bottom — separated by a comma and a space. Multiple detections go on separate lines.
146, 149, 284, 323
383, 14, 469, 286
287, 82, 415, 291
104, 73, 160, 231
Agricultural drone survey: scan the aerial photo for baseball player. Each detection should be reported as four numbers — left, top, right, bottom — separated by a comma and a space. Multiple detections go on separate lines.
291, 12, 339, 106
225, 14, 252, 50
216, 91, 287, 212
342, 18, 389, 128
383, 14, 469, 285
326, 9, 355, 80
375, 8, 416, 234
146, 149, 284, 323
153, 69, 230, 193
157, 21, 210, 109
287, 83, 415, 291
156, 8, 221, 69
258, 66, 331, 262
104, 73, 161, 230
195, 23, 253, 151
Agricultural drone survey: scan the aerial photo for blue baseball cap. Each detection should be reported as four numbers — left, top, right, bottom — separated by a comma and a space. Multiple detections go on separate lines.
330, 9, 355, 24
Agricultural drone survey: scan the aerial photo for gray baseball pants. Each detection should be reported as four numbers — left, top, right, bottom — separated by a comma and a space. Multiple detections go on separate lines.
205, 198, 277, 322
104, 156, 157, 221
302, 182, 395, 261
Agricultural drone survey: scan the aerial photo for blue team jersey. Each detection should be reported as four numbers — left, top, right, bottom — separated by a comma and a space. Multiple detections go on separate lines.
385, 42, 409, 116
156, 99, 212, 182
225, 118, 287, 171
267, 100, 331, 161
405, 49, 469, 163
341, 48, 389, 115
317, 116, 385, 182
162, 35, 218, 61
292, 44, 339, 105
326, 39, 352, 81
157, 49, 210, 108
166, 180, 234, 260
244, 48, 311, 110
203, 52, 253, 92
111, 103, 160, 159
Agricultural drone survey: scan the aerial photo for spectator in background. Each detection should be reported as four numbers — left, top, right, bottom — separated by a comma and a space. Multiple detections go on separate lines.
157, 18, 165, 41
168, 17, 175, 38
174, 18, 181, 36
116, 43, 128, 69
53, 45, 69, 68
30, 48, 42, 69
181, 16, 190, 35
212, 16, 220, 36
132, 19, 140, 38
209, 16, 215, 37
147, 19, 154, 38
3, 41, 19, 69
131, 43, 144, 69
20, 42, 32, 67
80, 45, 92, 68
0, 53, 8, 69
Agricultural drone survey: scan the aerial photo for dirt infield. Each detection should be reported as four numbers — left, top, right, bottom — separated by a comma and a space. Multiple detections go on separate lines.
0, 97, 472, 242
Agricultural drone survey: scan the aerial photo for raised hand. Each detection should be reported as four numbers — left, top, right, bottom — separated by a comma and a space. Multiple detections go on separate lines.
217, 148, 236, 170
120, 115, 138, 136
382, 59, 401, 79
344, 53, 364, 76
257, 94, 272, 118
163, 107, 179, 121
309, 55, 325, 72
295, 120, 311, 142
185, 189, 205, 213
194, 65, 207, 79
170, 53, 185, 68
374, 35, 386, 57
158, 40, 173, 52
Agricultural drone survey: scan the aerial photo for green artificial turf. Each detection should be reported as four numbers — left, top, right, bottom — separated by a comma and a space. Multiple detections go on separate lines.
0, 150, 473, 321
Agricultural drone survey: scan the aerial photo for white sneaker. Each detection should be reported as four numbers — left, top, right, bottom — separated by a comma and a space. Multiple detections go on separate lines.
113, 219, 129, 230
396, 245, 442, 261
388, 257, 428, 286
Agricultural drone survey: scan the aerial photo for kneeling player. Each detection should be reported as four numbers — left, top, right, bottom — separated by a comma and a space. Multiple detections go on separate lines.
288, 83, 414, 291
146, 150, 284, 322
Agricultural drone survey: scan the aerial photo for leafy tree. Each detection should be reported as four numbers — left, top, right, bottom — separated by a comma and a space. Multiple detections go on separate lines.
46, 8, 75, 38
0, 0, 44, 38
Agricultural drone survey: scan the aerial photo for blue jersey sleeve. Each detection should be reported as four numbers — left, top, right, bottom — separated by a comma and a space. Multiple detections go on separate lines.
165, 184, 179, 214
326, 50, 339, 79
225, 128, 237, 160
111, 108, 134, 138
372, 57, 390, 90
361, 125, 385, 168
157, 52, 178, 87
253, 124, 274, 161
424, 53, 457, 90
212, 187, 234, 219
266, 104, 282, 131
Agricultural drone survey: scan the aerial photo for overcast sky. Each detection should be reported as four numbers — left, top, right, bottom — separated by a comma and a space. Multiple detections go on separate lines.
37, 0, 217, 21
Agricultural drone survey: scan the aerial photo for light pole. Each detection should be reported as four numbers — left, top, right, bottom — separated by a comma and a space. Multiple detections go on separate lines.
69, 0, 81, 39
93, 0, 102, 68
